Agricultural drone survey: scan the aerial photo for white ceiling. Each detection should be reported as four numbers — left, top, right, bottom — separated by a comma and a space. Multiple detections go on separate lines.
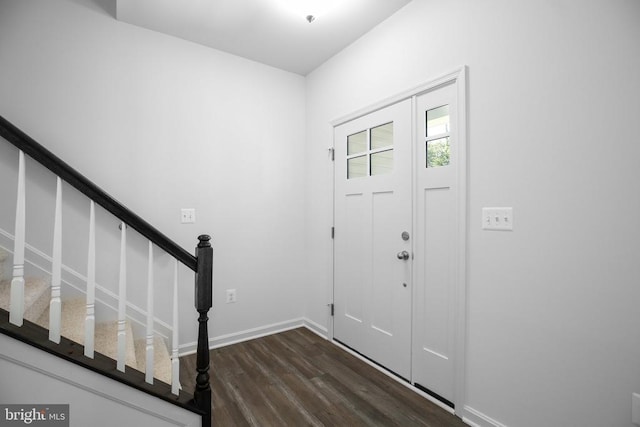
116, 0, 412, 75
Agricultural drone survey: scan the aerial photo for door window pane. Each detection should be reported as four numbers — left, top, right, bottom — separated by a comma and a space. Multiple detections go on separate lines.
370, 122, 393, 150
426, 137, 450, 168
348, 131, 367, 155
426, 105, 449, 137
371, 150, 393, 176
347, 121, 394, 179
348, 156, 367, 179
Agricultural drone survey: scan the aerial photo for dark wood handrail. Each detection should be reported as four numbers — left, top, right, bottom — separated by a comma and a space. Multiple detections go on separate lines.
0, 115, 197, 272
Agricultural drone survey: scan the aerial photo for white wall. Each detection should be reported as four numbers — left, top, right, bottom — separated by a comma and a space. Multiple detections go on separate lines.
0, 333, 201, 427
305, 0, 640, 426
0, 0, 307, 348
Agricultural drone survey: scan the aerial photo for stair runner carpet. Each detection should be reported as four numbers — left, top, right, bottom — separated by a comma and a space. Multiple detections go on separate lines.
0, 247, 172, 384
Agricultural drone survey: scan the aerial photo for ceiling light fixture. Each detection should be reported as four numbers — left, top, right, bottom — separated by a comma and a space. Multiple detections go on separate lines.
276, 0, 339, 22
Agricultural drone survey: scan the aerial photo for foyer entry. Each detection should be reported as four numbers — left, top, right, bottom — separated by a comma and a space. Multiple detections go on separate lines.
332, 70, 466, 408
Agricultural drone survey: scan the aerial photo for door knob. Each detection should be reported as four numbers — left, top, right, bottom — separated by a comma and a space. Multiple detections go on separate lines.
396, 251, 410, 260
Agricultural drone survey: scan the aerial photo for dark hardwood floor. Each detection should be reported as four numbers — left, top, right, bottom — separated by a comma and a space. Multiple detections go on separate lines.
180, 327, 466, 426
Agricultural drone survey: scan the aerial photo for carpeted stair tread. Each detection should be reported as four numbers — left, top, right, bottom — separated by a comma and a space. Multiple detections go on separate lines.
94, 321, 139, 369
0, 277, 50, 323
0, 280, 11, 314
0, 249, 171, 384
0, 248, 7, 280
37, 298, 138, 369
134, 335, 172, 385
0, 245, 171, 383
36, 297, 85, 343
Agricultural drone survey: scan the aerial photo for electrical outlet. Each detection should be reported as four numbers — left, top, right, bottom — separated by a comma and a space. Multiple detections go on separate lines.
181, 208, 196, 224
226, 289, 236, 304
482, 207, 513, 231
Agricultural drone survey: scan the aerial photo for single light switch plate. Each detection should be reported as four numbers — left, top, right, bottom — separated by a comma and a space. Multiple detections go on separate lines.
482, 207, 513, 231
181, 208, 196, 224
632, 393, 640, 425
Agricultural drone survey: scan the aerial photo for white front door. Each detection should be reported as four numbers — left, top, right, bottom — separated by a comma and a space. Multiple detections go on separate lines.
333, 99, 412, 380
332, 70, 466, 410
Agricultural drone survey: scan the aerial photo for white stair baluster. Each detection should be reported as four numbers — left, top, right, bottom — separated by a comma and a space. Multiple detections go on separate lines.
116, 222, 127, 372
49, 177, 63, 343
84, 201, 96, 358
9, 150, 26, 326
145, 241, 154, 384
171, 258, 180, 395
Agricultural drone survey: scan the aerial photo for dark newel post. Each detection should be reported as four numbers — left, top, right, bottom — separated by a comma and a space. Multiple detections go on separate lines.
194, 235, 212, 427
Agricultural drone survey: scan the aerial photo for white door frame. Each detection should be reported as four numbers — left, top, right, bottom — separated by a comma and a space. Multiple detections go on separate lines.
330, 66, 468, 414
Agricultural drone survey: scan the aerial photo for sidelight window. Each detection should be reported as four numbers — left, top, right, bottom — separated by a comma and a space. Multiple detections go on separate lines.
425, 105, 450, 168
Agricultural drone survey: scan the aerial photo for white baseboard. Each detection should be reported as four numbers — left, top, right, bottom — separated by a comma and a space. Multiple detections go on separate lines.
179, 317, 304, 356
462, 405, 508, 427
179, 317, 329, 356
302, 317, 328, 338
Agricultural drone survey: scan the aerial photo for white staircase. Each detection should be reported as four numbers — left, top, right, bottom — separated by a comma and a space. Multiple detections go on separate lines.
1, 118, 212, 425
0, 247, 172, 384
